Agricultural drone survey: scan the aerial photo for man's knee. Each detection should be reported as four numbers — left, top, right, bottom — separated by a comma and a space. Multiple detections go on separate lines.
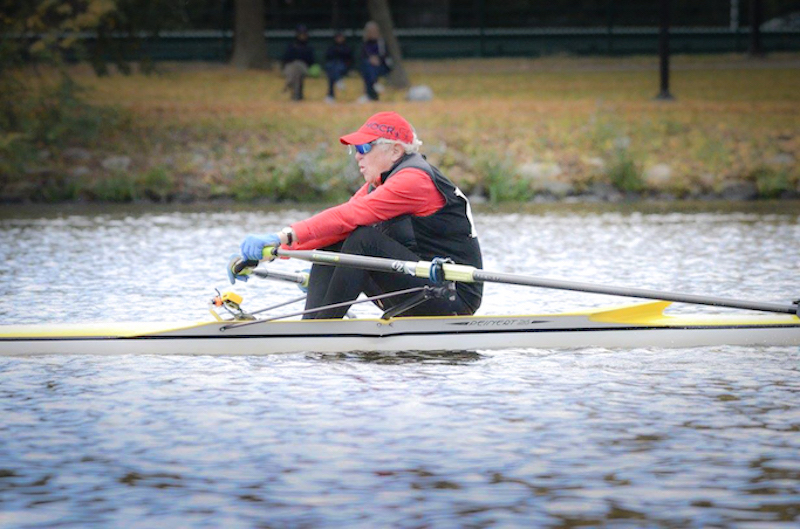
341, 226, 384, 254
283, 61, 308, 82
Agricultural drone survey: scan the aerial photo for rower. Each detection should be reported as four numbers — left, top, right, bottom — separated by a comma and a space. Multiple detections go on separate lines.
232, 111, 483, 319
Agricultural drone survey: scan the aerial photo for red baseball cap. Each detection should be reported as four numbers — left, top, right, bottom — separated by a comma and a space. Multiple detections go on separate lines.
339, 111, 414, 145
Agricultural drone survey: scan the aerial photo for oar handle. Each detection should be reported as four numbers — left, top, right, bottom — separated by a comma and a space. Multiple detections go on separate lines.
232, 258, 259, 275
230, 253, 308, 288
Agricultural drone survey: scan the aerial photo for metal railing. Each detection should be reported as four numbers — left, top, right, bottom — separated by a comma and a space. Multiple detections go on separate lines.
49, 26, 797, 62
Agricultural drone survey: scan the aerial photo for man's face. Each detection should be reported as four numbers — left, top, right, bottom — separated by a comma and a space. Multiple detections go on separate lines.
355, 143, 400, 187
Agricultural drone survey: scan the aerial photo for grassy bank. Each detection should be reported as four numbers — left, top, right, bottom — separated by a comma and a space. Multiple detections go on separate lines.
2, 54, 799, 203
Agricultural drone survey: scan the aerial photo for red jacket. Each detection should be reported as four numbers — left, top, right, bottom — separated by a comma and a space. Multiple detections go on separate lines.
289, 168, 445, 250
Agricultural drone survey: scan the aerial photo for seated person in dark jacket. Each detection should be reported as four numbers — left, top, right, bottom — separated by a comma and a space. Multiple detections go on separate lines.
360, 21, 391, 102
324, 31, 353, 102
282, 24, 316, 101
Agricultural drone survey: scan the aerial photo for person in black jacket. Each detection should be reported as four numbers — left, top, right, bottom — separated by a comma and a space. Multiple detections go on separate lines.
359, 21, 391, 102
281, 24, 315, 101
323, 31, 353, 102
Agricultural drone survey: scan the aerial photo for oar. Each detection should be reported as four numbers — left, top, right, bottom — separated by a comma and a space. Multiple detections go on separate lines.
228, 255, 309, 290
251, 268, 308, 287
254, 247, 799, 316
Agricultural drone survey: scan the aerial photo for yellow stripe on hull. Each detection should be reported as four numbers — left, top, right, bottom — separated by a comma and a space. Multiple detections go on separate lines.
0, 321, 208, 339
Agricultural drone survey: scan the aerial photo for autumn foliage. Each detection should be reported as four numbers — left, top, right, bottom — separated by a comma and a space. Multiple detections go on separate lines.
2, 54, 799, 202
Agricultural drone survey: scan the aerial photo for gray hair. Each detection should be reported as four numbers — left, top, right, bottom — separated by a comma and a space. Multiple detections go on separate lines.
363, 21, 381, 41
375, 133, 423, 154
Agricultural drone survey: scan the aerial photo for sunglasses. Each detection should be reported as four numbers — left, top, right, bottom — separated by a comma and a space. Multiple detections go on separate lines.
353, 141, 376, 155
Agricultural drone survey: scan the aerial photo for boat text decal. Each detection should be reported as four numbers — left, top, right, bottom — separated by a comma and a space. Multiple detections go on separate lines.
450, 319, 546, 327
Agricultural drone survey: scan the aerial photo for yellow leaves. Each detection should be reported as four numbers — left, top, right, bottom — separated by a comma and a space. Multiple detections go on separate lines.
0, 132, 29, 151
26, 1, 117, 35
59, 36, 76, 49
71, 0, 116, 31
18, 0, 121, 60
29, 40, 47, 54
56, 3, 73, 16
25, 13, 45, 32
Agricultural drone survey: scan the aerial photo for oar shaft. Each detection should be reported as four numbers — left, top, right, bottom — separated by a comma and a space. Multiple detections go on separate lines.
274, 249, 419, 275
471, 270, 797, 315
252, 268, 307, 284
271, 248, 798, 316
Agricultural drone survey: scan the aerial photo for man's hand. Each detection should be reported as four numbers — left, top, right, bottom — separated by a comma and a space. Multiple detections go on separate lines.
240, 233, 281, 261
227, 255, 254, 284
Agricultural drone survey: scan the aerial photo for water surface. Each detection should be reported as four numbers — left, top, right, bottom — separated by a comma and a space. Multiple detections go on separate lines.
1, 202, 798, 528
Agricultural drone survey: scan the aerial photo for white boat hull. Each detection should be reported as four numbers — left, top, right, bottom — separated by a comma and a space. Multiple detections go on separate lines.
2, 302, 799, 356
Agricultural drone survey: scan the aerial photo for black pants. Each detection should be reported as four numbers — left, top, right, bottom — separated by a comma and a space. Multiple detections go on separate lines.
303, 226, 473, 319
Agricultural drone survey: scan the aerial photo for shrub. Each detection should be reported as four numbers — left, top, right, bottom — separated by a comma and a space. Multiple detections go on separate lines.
474, 154, 528, 203
138, 166, 175, 202
3, 74, 120, 147
278, 147, 360, 202
753, 167, 791, 198
0, 73, 124, 200
89, 172, 137, 202
38, 173, 82, 203
608, 151, 644, 193
230, 166, 281, 202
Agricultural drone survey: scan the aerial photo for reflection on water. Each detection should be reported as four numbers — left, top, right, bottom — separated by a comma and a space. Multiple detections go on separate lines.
310, 349, 485, 365
0, 202, 799, 528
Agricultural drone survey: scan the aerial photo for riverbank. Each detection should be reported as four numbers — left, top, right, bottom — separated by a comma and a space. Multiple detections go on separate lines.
4, 199, 799, 222
2, 54, 798, 204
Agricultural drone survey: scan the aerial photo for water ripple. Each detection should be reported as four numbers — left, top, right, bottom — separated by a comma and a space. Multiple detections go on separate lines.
1, 204, 799, 527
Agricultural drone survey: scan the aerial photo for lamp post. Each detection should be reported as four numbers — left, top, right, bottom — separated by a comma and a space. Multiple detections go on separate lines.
749, 0, 764, 57
656, 0, 674, 100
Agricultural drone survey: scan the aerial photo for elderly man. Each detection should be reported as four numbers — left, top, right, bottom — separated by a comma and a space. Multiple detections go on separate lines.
281, 24, 315, 101
236, 111, 482, 319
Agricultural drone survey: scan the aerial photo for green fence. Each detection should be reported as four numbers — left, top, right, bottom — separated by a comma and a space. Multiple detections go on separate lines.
119, 27, 799, 62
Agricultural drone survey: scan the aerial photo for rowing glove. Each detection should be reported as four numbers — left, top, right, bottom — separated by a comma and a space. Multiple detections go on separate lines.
240, 233, 281, 261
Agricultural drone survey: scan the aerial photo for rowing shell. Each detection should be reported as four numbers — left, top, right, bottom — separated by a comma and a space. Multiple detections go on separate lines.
1, 301, 798, 356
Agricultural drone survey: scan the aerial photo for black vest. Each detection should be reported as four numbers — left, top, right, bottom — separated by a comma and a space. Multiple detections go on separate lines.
377, 153, 483, 311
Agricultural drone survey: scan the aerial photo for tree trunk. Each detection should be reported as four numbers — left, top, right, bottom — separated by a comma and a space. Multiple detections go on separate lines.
231, 0, 270, 69
367, 0, 410, 88
331, 0, 342, 29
